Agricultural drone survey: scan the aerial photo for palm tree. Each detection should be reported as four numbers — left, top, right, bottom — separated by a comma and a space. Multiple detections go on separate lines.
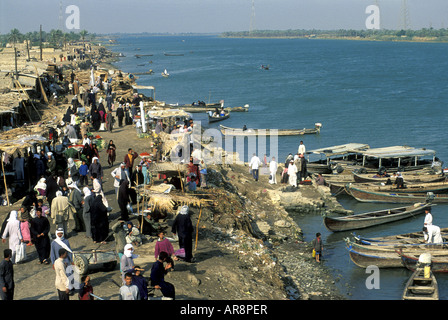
79, 30, 88, 46
8, 28, 22, 48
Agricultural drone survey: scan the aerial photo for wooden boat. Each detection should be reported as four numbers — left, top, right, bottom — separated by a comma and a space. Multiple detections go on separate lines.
346, 239, 448, 269
402, 267, 438, 300
346, 181, 448, 195
346, 184, 448, 204
208, 111, 230, 123
323, 203, 431, 232
353, 146, 437, 174
353, 228, 448, 246
346, 244, 405, 268
164, 53, 184, 56
352, 171, 446, 184
307, 163, 332, 175
399, 251, 448, 273
135, 54, 153, 58
219, 123, 321, 137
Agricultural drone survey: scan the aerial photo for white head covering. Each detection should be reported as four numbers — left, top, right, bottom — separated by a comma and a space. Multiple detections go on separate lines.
54, 228, 73, 253
83, 187, 91, 199
56, 191, 63, 197
8, 210, 18, 222
124, 244, 135, 258
92, 157, 99, 163
67, 158, 75, 168
179, 205, 189, 215
47, 152, 53, 157
35, 178, 47, 190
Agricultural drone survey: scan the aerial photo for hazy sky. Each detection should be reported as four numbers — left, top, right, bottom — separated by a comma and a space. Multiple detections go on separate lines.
1, 0, 447, 34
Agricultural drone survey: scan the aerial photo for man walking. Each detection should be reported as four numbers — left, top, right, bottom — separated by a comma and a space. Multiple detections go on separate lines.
51, 191, 72, 236
0, 249, 14, 300
249, 153, 262, 182
54, 248, 70, 300
30, 208, 51, 264
124, 148, 139, 178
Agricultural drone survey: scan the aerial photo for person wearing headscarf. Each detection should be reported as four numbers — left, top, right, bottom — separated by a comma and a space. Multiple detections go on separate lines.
98, 98, 106, 122
46, 152, 57, 177
111, 163, 130, 196
171, 205, 194, 263
117, 179, 131, 222
121, 243, 138, 282
91, 109, 101, 131
82, 187, 94, 239
67, 158, 80, 184
45, 174, 59, 207
67, 179, 85, 233
116, 104, 124, 127
106, 140, 116, 167
30, 207, 51, 264
50, 191, 72, 236
1, 211, 23, 264
89, 157, 103, 183
90, 195, 109, 244
50, 228, 73, 265
81, 143, 93, 165
106, 112, 114, 132
288, 160, 298, 187
34, 177, 47, 196
125, 221, 143, 247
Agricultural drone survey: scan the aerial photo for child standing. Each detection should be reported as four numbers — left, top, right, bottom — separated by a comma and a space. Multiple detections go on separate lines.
78, 160, 89, 187
154, 230, 175, 261
312, 232, 323, 263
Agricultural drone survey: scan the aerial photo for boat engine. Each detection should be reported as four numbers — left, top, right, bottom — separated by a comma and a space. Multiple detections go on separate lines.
426, 192, 435, 203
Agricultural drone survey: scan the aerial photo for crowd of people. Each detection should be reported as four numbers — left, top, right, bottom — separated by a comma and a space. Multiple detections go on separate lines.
0, 68, 203, 300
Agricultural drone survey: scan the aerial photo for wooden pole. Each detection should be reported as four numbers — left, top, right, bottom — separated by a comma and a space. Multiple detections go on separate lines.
14, 48, 18, 80
194, 204, 202, 251
14, 80, 42, 120
1, 153, 10, 206
34, 66, 49, 104
39, 25, 43, 61
178, 169, 184, 193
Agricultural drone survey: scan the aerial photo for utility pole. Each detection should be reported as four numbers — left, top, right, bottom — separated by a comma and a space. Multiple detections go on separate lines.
14, 48, 18, 80
401, 0, 410, 30
40, 24, 43, 61
249, 0, 256, 35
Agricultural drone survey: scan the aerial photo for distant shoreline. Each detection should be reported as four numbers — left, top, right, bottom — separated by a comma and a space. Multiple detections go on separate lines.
220, 35, 448, 44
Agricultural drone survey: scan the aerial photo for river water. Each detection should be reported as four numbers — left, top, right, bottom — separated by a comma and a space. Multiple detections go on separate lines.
108, 35, 448, 299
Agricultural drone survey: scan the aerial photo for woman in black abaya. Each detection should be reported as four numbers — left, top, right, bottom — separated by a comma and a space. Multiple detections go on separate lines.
90, 194, 109, 244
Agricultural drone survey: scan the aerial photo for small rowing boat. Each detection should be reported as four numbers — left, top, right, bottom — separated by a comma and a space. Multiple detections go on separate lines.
346, 184, 448, 203
402, 267, 438, 300
352, 171, 446, 184
208, 111, 230, 123
323, 203, 431, 232
219, 123, 321, 136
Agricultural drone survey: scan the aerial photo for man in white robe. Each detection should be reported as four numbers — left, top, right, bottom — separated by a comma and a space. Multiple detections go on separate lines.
423, 224, 443, 244
424, 209, 433, 227
1, 211, 23, 263
269, 157, 278, 184
12, 154, 25, 181
298, 140, 306, 155
287, 160, 298, 187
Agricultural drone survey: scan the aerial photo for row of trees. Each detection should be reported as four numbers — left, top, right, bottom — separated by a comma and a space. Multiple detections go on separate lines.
0, 28, 94, 48
222, 28, 448, 41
